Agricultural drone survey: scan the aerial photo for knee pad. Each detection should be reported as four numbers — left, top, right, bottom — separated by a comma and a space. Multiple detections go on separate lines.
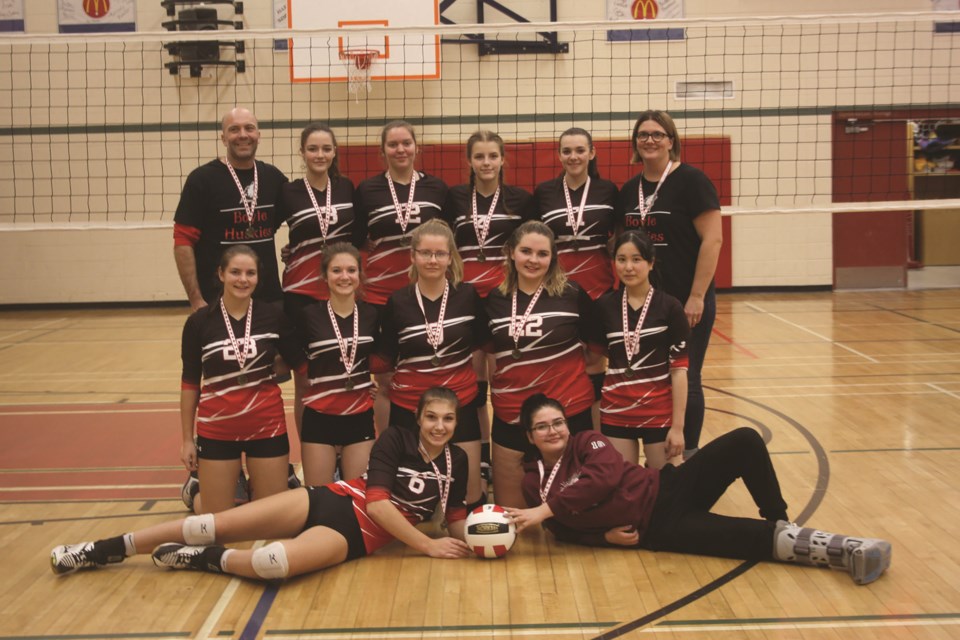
182, 513, 216, 545
251, 541, 289, 580
773, 521, 892, 585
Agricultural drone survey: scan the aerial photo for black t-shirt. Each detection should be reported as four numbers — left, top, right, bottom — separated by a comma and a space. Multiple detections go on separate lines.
174, 159, 288, 302
619, 164, 720, 302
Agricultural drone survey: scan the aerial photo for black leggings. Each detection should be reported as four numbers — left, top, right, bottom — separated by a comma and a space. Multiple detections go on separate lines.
639, 427, 789, 561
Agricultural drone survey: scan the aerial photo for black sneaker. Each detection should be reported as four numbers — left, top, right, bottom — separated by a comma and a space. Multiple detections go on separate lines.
288, 464, 302, 489
181, 474, 200, 510
50, 543, 100, 575
152, 544, 207, 571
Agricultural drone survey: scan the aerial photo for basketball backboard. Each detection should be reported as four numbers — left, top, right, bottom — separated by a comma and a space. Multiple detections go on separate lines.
287, 0, 441, 83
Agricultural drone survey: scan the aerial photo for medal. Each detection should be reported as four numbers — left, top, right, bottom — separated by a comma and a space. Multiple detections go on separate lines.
510, 282, 544, 360
418, 440, 453, 520
562, 175, 591, 247
225, 158, 259, 238
472, 186, 500, 261
416, 281, 450, 370
571, 238, 579, 250
386, 171, 419, 240
304, 177, 335, 244
622, 286, 654, 377
400, 236, 411, 247
219, 298, 253, 383
537, 452, 567, 503
328, 300, 360, 390
637, 160, 673, 224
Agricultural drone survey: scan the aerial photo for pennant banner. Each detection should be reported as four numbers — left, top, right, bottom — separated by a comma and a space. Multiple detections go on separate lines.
58, 0, 136, 33
607, 0, 685, 42
0, 0, 24, 32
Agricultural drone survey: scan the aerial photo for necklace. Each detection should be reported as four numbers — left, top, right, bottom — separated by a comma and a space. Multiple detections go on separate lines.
562, 176, 591, 248
386, 172, 420, 246
219, 298, 253, 384
327, 300, 359, 390
621, 287, 654, 378
471, 186, 500, 262
304, 177, 334, 247
415, 281, 450, 367
225, 159, 259, 239
509, 282, 544, 360
637, 160, 673, 223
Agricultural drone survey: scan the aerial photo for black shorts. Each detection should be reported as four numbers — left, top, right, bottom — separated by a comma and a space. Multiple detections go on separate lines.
389, 402, 482, 443
301, 408, 376, 447
601, 424, 670, 444
196, 433, 290, 460
304, 486, 367, 561
492, 408, 593, 453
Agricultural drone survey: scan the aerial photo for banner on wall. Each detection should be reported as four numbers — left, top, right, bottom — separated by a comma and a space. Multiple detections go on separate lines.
607, 0, 684, 42
58, 0, 136, 33
274, 0, 288, 50
0, 0, 24, 32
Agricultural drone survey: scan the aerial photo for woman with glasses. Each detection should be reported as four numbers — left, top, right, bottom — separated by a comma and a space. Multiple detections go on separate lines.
504, 394, 892, 586
375, 219, 489, 512
619, 111, 722, 459
483, 221, 595, 508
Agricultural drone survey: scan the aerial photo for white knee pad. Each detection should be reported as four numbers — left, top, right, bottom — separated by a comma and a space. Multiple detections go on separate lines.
251, 542, 289, 580
182, 513, 216, 546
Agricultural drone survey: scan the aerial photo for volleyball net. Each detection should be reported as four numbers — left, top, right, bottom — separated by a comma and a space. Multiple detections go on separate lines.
0, 11, 958, 229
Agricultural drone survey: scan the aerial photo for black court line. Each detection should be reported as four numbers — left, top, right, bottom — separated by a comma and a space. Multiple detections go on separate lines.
589, 385, 830, 639
1, 510, 183, 527
874, 306, 960, 335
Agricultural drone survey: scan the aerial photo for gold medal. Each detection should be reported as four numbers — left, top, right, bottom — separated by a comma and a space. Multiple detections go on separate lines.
477, 251, 486, 263
431, 354, 441, 366
511, 348, 522, 360
400, 236, 411, 247
245, 227, 256, 239
624, 368, 634, 378
345, 378, 354, 391
237, 374, 248, 385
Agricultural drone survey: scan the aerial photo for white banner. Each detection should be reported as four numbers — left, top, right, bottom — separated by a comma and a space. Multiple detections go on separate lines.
58, 0, 136, 33
607, 0, 684, 41
0, 0, 24, 32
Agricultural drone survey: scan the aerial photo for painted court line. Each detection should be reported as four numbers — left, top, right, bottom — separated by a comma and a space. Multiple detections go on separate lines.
745, 302, 880, 363
197, 540, 266, 640
0, 483, 181, 492
927, 382, 960, 400
0, 407, 180, 416
0, 318, 68, 342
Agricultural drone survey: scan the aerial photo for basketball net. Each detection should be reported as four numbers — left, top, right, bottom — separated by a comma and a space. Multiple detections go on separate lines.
341, 49, 378, 101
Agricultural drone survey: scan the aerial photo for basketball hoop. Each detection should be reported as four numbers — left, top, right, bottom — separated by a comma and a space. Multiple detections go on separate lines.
340, 49, 379, 99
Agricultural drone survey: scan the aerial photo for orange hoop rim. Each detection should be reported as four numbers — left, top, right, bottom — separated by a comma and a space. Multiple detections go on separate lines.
340, 48, 379, 70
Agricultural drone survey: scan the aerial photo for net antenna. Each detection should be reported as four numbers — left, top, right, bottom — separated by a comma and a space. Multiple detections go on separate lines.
340, 48, 379, 99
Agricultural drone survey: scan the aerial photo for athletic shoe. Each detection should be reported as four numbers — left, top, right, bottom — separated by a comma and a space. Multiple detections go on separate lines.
181, 474, 200, 510
50, 542, 100, 575
287, 464, 302, 489
234, 470, 250, 505
151, 544, 207, 571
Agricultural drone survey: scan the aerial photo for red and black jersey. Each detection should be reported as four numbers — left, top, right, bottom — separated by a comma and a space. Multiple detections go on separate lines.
353, 172, 448, 305
276, 176, 360, 300
591, 288, 690, 429
181, 300, 304, 441
174, 159, 288, 303
484, 282, 594, 424
521, 430, 660, 547
377, 283, 488, 411
442, 184, 535, 297
533, 176, 620, 299
293, 299, 381, 415
327, 426, 468, 554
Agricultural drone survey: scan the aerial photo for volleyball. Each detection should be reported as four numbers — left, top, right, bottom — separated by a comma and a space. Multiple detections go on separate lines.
464, 504, 516, 559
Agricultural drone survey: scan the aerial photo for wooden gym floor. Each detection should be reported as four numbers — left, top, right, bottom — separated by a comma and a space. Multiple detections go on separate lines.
1, 289, 958, 639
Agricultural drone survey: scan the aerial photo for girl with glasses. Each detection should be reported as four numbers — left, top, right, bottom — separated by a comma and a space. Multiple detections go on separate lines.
375, 219, 489, 512
505, 394, 891, 586
619, 110, 723, 460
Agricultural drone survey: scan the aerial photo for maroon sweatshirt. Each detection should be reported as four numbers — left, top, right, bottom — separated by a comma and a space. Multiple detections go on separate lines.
521, 431, 661, 546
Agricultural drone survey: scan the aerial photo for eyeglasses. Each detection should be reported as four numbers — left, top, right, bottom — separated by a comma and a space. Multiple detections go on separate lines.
414, 250, 451, 260
636, 131, 670, 142
529, 417, 568, 434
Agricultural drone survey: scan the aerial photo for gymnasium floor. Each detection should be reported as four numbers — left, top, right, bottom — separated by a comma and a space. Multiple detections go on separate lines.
1, 288, 958, 639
